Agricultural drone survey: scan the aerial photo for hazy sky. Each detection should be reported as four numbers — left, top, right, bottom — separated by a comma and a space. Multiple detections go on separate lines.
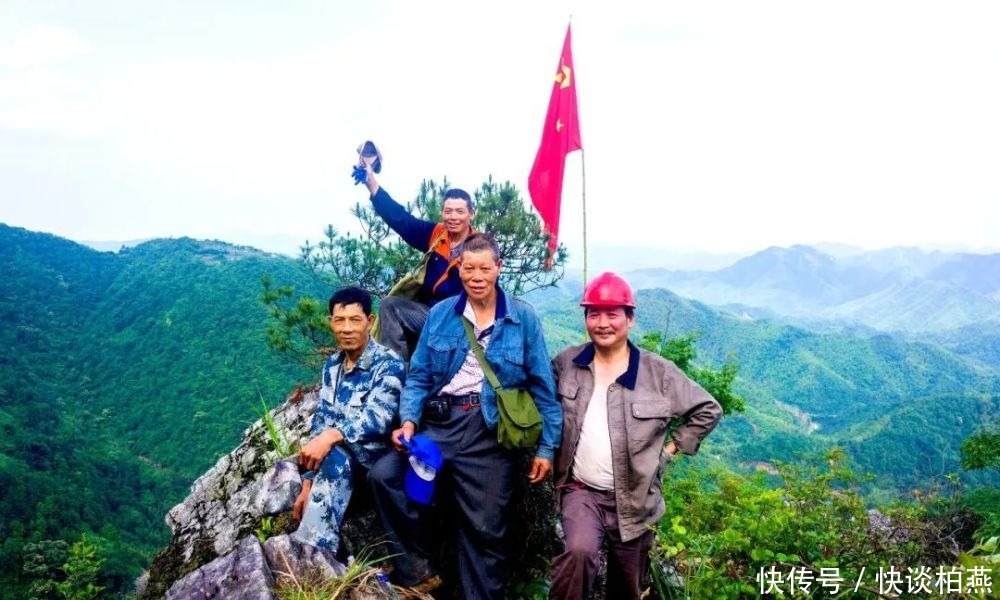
2, 1, 998, 259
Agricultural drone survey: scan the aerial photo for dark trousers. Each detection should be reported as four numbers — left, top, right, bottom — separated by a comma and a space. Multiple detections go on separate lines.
549, 483, 655, 600
378, 296, 429, 361
369, 405, 516, 600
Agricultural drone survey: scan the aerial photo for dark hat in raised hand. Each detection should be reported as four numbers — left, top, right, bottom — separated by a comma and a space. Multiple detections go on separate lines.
357, 140, 382, 173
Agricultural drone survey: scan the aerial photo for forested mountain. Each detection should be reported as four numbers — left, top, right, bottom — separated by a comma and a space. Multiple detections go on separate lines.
0, 224, 327, 597
625, 244, 1000, 332
926, 322, 1000, 370
1, 224, 997, 595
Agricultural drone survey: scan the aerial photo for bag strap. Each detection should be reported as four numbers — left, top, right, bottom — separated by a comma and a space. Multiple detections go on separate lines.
426, 224, 449, 258
418, 228, 447, 273
410, 226, 448, 275
460, 318, 503, 392
427, 225, 476, 294
430, 256, 461, 294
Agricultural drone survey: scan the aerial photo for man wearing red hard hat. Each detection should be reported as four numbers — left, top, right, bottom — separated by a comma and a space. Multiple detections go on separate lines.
549, 272, 723, 600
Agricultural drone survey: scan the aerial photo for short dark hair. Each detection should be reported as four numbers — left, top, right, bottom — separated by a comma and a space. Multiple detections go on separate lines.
329, 286, 373, 316
584, 306, 635, 319
443, 188, 474, 211
461, 232, 501, 263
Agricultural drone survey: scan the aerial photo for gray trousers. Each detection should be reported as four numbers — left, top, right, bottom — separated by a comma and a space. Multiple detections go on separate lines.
377, 296, 429, 361
368, 405, 516, 600
549, 482, 655, 600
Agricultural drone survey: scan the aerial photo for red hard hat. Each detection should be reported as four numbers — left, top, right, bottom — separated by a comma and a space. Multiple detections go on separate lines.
580, 272, 636, 308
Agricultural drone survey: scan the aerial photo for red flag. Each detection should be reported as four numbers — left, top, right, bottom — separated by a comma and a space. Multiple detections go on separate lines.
528, 24, 582, 264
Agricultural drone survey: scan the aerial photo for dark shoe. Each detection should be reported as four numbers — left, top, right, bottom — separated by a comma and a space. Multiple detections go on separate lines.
358, 140, 382, 173
387, 557, 439, 589
409, 574, 442, 595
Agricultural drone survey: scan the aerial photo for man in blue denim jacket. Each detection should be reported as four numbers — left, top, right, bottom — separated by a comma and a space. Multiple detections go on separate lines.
369, 233, 561, 600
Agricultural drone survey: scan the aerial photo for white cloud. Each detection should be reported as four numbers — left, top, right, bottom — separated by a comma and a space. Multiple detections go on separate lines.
7, 24, 89, 68
1, 2, 998, 254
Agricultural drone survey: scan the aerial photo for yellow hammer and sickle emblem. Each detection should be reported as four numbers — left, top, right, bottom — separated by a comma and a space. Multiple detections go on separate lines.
553, 65, 572, 89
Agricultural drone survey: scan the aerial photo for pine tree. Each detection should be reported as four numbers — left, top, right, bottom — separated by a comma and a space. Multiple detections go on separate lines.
263, 177, 568, 366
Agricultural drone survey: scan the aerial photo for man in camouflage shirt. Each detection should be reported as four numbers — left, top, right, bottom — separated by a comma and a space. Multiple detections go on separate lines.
292, 287, 405, 554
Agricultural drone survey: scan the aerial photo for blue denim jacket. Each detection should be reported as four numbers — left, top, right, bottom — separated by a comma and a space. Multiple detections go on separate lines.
399, 289, 562, 461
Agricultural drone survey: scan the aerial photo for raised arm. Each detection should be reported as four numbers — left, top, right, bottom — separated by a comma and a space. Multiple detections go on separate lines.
364, 166, 437, 251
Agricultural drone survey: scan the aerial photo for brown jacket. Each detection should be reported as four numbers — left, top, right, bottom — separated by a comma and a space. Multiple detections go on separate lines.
552, 341, 722, 542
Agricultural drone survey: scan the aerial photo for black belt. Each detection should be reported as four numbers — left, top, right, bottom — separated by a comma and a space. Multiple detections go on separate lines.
435, 393, 481, 406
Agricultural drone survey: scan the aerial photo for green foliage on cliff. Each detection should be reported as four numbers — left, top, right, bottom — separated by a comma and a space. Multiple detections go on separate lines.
654, 451, 998, 598
639, 331, 745, 415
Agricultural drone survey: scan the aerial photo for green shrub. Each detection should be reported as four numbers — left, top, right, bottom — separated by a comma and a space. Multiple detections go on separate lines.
652, 450, 992, 599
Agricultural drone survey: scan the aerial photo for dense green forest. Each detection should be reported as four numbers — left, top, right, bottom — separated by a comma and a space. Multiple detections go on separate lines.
0, 225, 326, 597
2, 223, 997, 596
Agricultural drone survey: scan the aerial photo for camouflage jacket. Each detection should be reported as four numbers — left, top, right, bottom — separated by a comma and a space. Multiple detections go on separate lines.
308, 337, 405, 470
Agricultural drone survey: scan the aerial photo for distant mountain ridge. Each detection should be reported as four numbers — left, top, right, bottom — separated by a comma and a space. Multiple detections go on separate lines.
625, 244, 1000, 332
79, 238, 151, 252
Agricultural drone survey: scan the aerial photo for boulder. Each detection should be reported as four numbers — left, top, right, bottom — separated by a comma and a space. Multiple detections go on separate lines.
165, 536, 275, 600
262, 534, 346, 583
256, 458, 303, 517
144, 386, 317, 598
164, 534, 405, 600
164, 387, 316, 560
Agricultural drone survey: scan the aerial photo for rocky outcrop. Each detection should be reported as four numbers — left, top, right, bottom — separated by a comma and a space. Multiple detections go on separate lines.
260, 534, 346, 582
144, 386, 316, 598
143, 384, 561, 599
163, 534, 403, 600
165, 536, 276, 600
256, 459, 303, 517
167, 386, 315, 559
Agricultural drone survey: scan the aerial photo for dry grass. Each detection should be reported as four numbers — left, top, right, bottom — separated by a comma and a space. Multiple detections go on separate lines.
271, 547, 434, 600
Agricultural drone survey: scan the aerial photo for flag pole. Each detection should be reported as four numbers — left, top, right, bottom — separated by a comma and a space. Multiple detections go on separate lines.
581, 148, 588, 286
573, 16, 587, 286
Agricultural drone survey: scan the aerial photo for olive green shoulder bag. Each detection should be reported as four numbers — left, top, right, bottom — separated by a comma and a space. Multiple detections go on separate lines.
460, 318, 543, 450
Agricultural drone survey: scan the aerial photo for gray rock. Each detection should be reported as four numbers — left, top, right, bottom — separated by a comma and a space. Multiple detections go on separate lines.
165, 536, 275, 600
256, 459, 303, 517
145, 387, 318, 597
262, 534, 346, 584
134, 571, 149, 597
867, 508, 912, 544
165, 387, 317, 559
147, 384, 560, 599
